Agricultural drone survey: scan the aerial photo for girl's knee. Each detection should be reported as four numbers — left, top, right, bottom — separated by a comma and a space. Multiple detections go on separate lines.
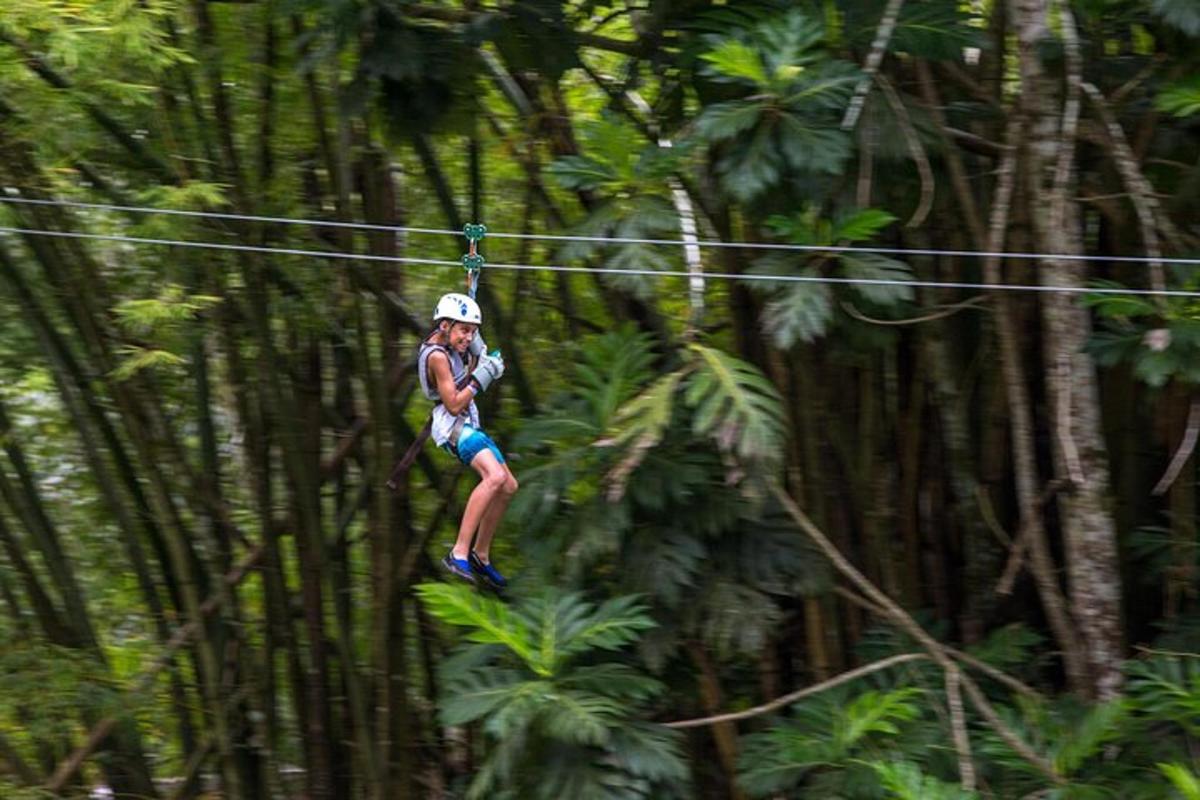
504, 474, 518, 496
483, 470, 508, 493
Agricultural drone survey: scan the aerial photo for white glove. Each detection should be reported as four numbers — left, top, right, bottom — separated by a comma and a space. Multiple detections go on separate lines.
472, 352, 506, 393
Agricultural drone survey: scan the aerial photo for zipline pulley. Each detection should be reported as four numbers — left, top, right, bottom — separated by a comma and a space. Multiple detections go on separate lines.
462, 223, 486, 300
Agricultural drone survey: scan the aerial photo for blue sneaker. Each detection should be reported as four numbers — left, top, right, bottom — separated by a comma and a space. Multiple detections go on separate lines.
469, 551, 508, 591
442, 551, 476, 584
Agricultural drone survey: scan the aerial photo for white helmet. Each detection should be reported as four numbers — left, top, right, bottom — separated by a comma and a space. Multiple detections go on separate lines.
433, 292, 482, 326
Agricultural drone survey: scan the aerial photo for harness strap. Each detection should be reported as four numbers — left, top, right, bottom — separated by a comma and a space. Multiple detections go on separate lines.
386, 342, 477, 491
449, 415, 468, 446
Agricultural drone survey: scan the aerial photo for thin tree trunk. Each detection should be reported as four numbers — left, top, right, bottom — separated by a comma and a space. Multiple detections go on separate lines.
1011, 0, 1124, 699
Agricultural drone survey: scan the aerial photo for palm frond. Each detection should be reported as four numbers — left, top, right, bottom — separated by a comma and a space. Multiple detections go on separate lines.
416, 583, 540, 672
684, 343, 787, 471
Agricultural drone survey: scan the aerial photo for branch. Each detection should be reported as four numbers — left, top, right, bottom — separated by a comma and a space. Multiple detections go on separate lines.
0, 33, 176, 182
771, 484, 1061, 783
943, 126, 1006, 158
1081, 81, 1176, 295
1056, 354, 1087, 487
43, 545, 264, 793
946, 666, 977, 791
835, 586, 1045, 700
916, 59, 986, 246
626, 90, 705, 334
875, 73, 933, 227
663, 653, 929, 729
995, 481, 1066, 596
841, 296, 987, 326
1154, 395, 1200, 496
841, 0, 906, 130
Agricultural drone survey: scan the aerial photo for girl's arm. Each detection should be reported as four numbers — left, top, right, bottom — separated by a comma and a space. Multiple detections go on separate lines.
428, 350, 476, 414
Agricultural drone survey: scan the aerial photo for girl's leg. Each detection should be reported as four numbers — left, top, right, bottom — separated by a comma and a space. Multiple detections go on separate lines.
472, 462, 518, 561
451, 450, 511, 559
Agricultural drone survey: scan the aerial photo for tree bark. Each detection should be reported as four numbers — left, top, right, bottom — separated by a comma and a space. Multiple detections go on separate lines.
1010, 0, 1124, 699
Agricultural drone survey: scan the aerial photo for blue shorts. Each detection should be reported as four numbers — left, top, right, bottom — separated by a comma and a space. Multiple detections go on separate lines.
443, 425, 506, 467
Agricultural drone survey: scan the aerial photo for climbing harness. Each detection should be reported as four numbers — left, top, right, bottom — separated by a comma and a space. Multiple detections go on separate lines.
387, 224, 487, 490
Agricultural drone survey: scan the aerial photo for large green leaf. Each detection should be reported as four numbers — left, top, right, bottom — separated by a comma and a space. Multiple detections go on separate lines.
416, 583, 541, 670
692, 99, 766, 141
834, 688, 923, 750
838, 252, 915, 305
547, 155, 619, 191
776, 116, 853, 174
1156, 77, 1200, 118
762, 282, 834, 346
701, 38, 772, 86
833, 208, 899, 242
697, 580, 782, 657
684, 343, 787, 470
602, 368, 688, 495
1159, 762, 1200, 800
555, 593, 658, 659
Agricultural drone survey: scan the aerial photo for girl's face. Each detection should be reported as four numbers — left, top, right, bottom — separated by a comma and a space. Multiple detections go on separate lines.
444, 321, 478, 353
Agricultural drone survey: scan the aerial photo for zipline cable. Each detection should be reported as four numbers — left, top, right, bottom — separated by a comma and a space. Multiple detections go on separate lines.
4, 194, 1200, 267
0, 195, 459, 237
3, 225, 1200, 298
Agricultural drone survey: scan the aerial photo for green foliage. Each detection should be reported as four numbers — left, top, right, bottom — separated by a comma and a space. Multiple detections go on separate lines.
753, 207, 911, 345
489, 0, 580, 80
417, 584, 687, 799
547, 116, 690, 299
109, 284, 218, 379
602, 342, 786, 488
0, 782, 56, 800
1156, 77, 1200, 117
416, 583, 654, 678
835, 0, 985, 61
0, 636, 119, 747
868, 760, 979, 800
690, 9, 859, 201
1159, 762, 1200, 799
737, 686, 924, 795
113, 284, 220, 336
1086, 291, 1200, 386
685, 343, 785, 469
1125, 655, 1200, 736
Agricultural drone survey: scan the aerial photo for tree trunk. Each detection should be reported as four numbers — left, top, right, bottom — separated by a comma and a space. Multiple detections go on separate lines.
1011, 0, 1124, 699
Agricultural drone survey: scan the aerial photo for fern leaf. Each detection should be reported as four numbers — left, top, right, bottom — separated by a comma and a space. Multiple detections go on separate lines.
1159, 762, 1200, 800
835, 688, 923, 751
415, 583, 540, 673
1051, 700, 1125, 775
602, 368, 687, 500
701, 38, 771, 86
684, 343, 786, 470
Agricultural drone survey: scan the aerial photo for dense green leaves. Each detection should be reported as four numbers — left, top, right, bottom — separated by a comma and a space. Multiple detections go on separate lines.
737, 686, 924, 795
3, 1, 1200, 798
752, 208, 911, 345
1156, 77, 1200, 117
418, 584, 686, 799
690, 9, 859, 200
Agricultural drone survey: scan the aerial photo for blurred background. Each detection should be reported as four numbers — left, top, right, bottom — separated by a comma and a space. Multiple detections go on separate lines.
1, 0, 1200, 797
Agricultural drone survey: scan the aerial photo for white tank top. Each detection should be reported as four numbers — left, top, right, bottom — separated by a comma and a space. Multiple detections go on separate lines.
417, 340, 479, 446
